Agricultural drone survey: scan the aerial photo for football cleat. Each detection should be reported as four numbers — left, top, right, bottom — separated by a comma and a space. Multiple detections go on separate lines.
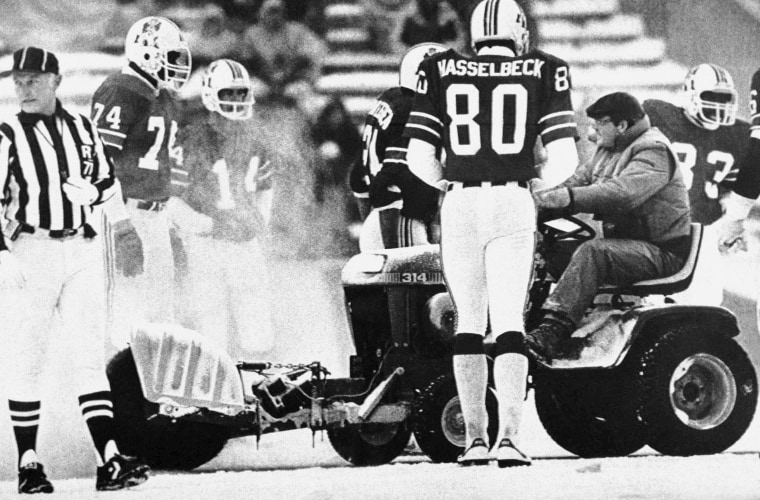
458, 438, 490, 466
95, 454, 150, 491
18, 462, 54, 494
125, 16, 192, 91
202, 59, 255, 121
398, 42, 447, 91
681, 63, 738, 130
469, 0, 530, 54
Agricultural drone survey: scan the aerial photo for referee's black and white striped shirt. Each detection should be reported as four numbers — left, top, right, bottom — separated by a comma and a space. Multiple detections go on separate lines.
0, 100, 116, 250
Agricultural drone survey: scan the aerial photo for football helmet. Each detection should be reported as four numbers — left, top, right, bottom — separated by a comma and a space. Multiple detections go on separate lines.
125, 16, 192, 91
399, 42, 447, 90
202, 59, 255, 120
681, 63, 738, 130
469, 0, 530, 55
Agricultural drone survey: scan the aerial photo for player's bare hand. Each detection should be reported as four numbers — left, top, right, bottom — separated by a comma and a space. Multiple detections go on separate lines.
716, 218, 748, 254
534, 187, 571, 210
113, 219, 145, 277
62, 177, 99, 206
0, 250, 25, 288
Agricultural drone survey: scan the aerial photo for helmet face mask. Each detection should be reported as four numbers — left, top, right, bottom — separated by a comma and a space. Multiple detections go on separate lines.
202, 59, 255, 121
682, 63, 738, 130
469, 0, 530, 55
399, 42, 447, 90
126, 16, 192, 91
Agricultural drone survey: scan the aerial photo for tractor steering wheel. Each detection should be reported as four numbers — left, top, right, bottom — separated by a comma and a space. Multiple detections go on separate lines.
539, 216, 596, 244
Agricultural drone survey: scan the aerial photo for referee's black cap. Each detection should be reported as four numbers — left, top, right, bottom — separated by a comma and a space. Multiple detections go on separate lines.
0, 47, 59, 78
586, 92, 645, 126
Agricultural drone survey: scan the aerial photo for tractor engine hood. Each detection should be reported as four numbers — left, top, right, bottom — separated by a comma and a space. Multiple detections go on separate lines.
341, 244, 444, 286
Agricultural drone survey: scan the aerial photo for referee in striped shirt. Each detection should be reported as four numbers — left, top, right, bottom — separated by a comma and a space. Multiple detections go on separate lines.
0, 47, 149, 493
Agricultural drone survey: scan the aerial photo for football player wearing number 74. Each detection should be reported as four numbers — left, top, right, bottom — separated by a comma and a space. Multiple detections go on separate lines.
404, 0, 579, 466
90, 16, 192, 347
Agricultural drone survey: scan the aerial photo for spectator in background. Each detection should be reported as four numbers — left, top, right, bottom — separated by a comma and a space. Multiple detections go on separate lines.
241, 0, 327, 99
213, 0, 259, 29
284, 0, 328, 38
399, 0, 465, 52
185, 6, 242, 68
360, 0, 412, 54
311, 96, 362, 206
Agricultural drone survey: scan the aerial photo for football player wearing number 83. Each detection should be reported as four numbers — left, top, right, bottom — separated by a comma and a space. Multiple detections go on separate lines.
90, 16, 191, 347
642, 64, 750, 306
403, 0, 579, 467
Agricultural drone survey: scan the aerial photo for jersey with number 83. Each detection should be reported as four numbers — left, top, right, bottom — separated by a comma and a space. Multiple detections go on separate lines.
91, 73, 182, 202
403, 49, 576, 182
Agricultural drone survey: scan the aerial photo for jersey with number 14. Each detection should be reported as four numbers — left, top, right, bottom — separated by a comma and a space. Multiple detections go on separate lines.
403, 49, 576, 182
91, 73, 181, 202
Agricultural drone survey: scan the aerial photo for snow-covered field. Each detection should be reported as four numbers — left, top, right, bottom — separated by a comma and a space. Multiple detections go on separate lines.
1, 245, 760, 499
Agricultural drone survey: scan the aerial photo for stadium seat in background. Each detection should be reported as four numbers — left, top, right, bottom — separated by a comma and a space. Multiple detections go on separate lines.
317, 0, 688, 129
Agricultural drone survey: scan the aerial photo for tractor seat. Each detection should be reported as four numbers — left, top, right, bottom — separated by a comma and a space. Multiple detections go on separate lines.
598, 223, 703, 297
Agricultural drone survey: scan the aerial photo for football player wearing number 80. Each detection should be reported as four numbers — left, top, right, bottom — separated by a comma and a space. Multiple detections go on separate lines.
173, 59, 277, 357
642, 64, 750, 305
90, 16, 191, 347
404, 0, 579, 467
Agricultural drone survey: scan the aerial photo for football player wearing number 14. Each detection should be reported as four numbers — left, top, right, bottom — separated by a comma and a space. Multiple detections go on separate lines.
643, 64, 749, 306
175, 59, 276, 357
404, 0, 579, 467
91, 16, 191, 346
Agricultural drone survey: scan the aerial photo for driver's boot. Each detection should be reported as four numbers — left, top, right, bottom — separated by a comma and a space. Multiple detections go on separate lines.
524, 312, 575, 365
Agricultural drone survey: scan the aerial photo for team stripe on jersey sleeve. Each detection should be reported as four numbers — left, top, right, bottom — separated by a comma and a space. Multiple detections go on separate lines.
538, 110, 577, 144
404, 111, 443, 146
97, 128, 126, 150
383, 146, 408, 166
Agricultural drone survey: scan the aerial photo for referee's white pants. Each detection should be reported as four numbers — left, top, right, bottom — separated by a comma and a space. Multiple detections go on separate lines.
0, 232, 110, 400
106, 204, 175, 348
440, 184, 536, 335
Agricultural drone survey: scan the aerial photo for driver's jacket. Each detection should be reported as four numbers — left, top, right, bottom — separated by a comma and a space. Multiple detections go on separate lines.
561, 116, 692, 255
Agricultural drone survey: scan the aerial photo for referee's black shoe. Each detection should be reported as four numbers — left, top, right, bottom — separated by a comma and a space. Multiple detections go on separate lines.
95, 454, 150, 491
18, 462, 54, 494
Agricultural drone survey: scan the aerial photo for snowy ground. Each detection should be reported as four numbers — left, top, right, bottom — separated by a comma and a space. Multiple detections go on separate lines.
2, 244, 760, 498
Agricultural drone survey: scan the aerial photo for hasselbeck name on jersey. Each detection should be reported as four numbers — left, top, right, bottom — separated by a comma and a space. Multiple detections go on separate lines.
437, 58, 545, 79
404, 49, 577, 183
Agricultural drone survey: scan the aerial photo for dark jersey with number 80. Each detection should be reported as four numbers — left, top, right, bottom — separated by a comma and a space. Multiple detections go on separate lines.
403, 48, 576, 183
91, 73, 182, 202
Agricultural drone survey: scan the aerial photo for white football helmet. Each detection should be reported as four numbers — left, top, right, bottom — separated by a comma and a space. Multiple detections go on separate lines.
125, 16, 192, 91
469, 0, 530, 55
681, 63, 738, 130
202, 59, 255, 120
399, 42, 447, 91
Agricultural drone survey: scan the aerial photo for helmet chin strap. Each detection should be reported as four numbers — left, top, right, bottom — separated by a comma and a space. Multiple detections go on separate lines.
127, 61, 159, 90
681, 107, 718, 130
477, 45, 515, 57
